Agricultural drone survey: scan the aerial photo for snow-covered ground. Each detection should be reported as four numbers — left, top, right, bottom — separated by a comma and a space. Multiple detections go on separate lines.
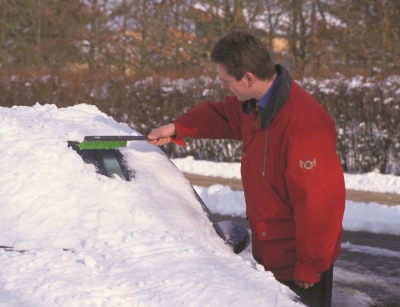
1, 103, 399, 306
172, 156, 400, 195
172, 157, 400, 236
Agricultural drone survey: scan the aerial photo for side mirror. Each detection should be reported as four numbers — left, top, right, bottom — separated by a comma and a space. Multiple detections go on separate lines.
218, 220, 251, 254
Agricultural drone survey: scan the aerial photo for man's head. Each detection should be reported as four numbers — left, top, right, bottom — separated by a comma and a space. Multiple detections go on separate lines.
211, 29, 275, 82
211, 29, 276, 101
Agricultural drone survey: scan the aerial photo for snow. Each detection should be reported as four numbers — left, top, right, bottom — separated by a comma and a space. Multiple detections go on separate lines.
1, 103, 399, 306
191, 185, 400, 236
172, 158, 400, 236
0, 104, 300, 306
172, 157, 400, 195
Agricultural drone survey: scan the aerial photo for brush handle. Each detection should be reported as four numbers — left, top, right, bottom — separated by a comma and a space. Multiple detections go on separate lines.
84, 136, 148, 141
84, 135, 186, 146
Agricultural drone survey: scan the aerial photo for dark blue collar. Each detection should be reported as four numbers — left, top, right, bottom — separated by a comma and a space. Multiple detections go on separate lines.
257, 71, 280, 112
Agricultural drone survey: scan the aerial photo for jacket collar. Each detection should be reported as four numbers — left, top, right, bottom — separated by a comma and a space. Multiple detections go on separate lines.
241, 64, 292, 128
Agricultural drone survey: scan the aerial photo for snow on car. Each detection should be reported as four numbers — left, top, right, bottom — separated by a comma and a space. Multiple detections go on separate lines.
0, 104, 301, 306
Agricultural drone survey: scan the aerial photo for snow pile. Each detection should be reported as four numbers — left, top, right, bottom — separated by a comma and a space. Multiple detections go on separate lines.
172, 158, 400, 236
172, 157, 400, 195
193, 185, 400, 236
173, 156, 241, 179
0, 104, 299, 306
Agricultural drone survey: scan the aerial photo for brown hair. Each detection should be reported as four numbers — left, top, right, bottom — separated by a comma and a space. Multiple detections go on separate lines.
211, 29, 275, 81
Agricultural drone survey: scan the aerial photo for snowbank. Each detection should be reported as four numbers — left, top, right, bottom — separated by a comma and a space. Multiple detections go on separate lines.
0, 104, 299, 306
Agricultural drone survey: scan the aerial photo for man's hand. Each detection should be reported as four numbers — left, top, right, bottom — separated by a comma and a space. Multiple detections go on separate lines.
293, 278, 314, 289
148, 123, 176, 146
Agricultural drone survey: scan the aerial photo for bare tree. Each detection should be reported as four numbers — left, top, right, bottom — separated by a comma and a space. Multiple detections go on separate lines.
328, 0, 400, 73
0, 0, 87, 69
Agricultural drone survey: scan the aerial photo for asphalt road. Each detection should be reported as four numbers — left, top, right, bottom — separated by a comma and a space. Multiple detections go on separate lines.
184, 173, 400, 307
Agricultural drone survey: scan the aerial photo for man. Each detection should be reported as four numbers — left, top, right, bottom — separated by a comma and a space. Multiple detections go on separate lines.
148, 29, 345, 307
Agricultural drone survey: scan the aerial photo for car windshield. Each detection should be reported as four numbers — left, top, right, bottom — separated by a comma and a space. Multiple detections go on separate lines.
68, 141, 134, 181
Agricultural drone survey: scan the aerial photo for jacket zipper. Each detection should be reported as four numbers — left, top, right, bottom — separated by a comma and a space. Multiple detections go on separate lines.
255, 104, 269, 177
262, 126, 269, 176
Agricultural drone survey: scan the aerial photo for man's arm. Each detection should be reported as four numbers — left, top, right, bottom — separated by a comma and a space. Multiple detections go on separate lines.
286, 126, 345, 286
149, 97, 243, 147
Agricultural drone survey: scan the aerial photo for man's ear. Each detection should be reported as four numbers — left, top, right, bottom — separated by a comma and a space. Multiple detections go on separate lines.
244, 73, 255, 87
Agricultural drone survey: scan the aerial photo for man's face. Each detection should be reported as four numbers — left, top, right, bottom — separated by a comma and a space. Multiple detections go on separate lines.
216, 63, 251, 102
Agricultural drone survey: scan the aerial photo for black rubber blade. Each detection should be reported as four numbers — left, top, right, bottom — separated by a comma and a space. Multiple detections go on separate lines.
84, 136, 148, 141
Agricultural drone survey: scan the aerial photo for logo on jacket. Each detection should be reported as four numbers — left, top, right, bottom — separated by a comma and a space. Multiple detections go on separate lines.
299, 157, 317, 171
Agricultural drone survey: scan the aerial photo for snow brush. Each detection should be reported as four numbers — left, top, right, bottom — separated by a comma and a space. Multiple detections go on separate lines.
78, 135, 186, 150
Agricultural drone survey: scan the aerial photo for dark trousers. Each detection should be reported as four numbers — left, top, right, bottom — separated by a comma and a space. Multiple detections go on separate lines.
280, 265, 334, 307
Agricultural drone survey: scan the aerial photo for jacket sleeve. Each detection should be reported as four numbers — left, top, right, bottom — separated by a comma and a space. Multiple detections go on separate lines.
172, 97, 243, 140
285, 125, 345, 283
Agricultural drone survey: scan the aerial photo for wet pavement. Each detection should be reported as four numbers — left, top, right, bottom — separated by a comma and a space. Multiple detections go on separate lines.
336, 231, 400, 306
213, 214, 400, 307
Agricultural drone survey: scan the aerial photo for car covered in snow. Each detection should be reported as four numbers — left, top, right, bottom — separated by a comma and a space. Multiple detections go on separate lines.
67, 140, 250, 254
0, 104, 301, 306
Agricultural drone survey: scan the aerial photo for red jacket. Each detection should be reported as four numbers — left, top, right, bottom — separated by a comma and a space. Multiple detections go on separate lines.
173, 65, 345, 282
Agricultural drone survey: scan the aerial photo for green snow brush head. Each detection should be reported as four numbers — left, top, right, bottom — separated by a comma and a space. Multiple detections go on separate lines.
78, 140, 127, 150
77, 135, 186, 150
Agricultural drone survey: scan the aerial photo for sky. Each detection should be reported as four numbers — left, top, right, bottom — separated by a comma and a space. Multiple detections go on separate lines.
0, 103, 399, 306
